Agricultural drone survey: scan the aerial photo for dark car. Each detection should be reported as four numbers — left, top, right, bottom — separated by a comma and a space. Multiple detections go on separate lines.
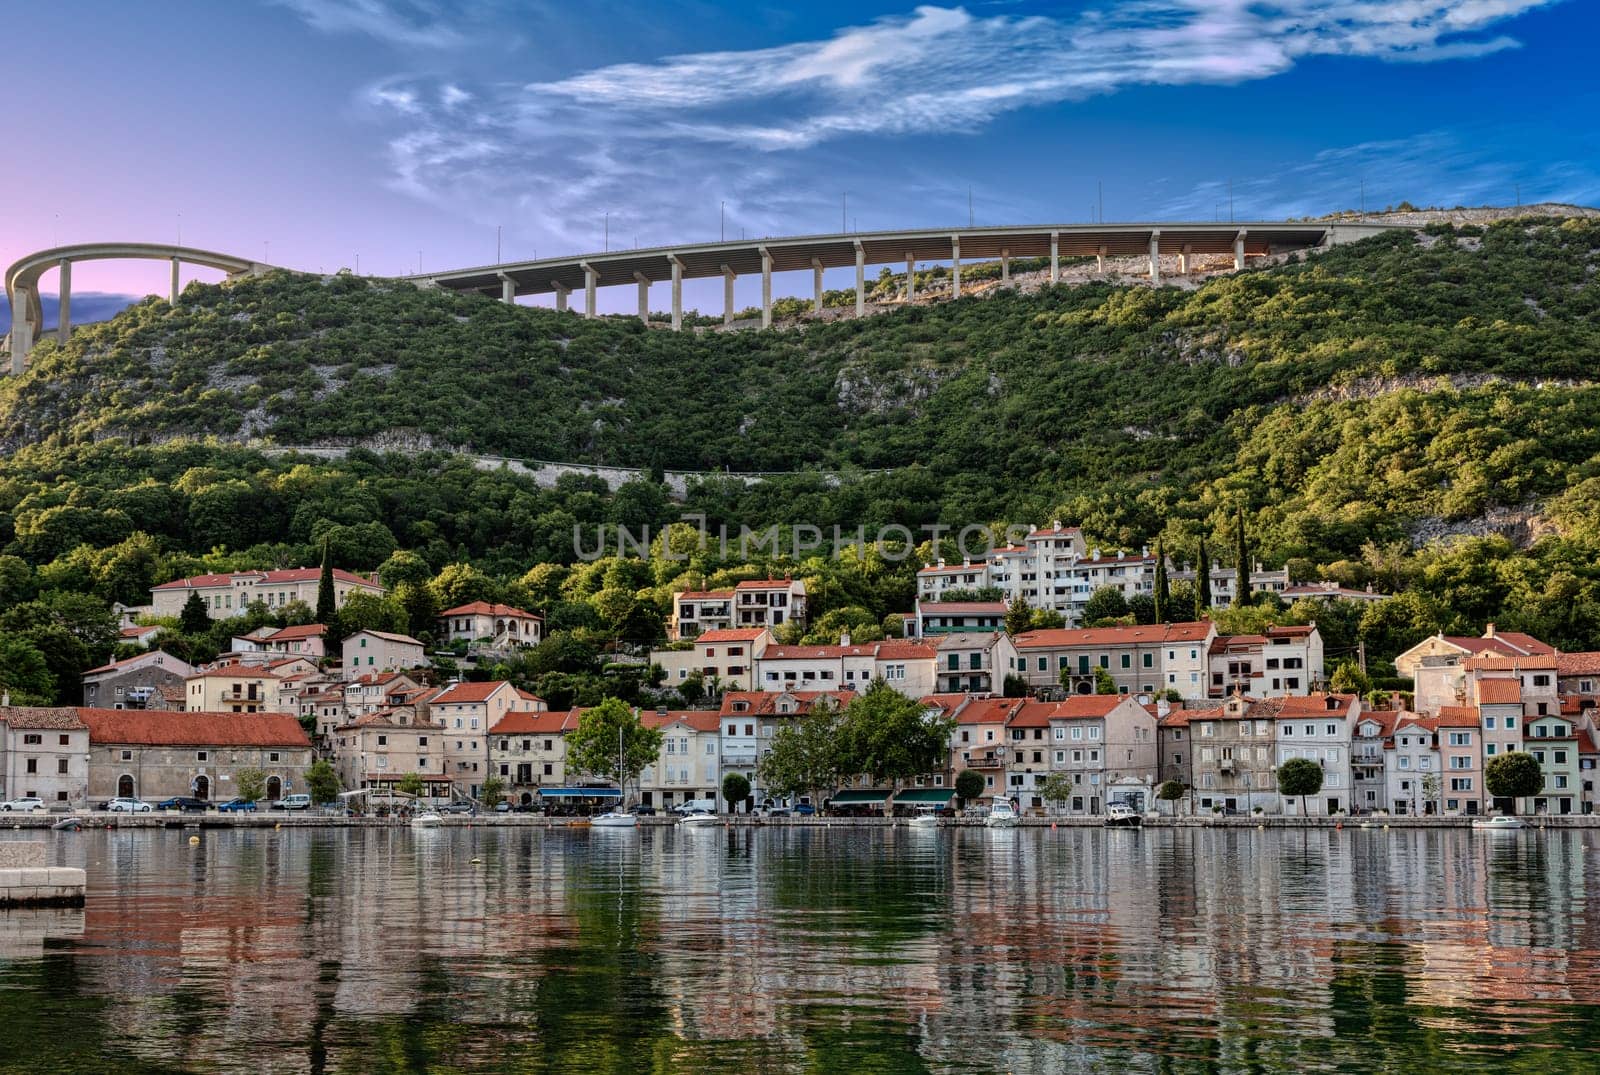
438, 801, 476, 815
156, 796, 211, 813
794, 802, 816, 817
629, 804, 657, 816
216, 797, 257, 813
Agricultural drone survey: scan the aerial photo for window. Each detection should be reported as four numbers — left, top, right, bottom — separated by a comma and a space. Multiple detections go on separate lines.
1071, 727, 1082, 741
269, 752, 280, 762
1555, 750, 1568, 764
1325, 724, 1338, 737
1283, 725, 1294, 737
58, 758, 69, 775
22, 733, 41, 745
1399, 756, 1410, 770
1088, 727, 1100, 741
1450, 756, 1470, 769
377, 735, 387, 746
1484, 716, 1496, 729
59, 734, 69, 746
196, 751, 208, 762
25, 759, 37, 774
1199, 723, 1213, 737
121, 750, 132, 761
1448, 732, 1471, 746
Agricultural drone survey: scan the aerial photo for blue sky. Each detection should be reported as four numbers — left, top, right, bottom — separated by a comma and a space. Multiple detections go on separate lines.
2, 0, 1596, 320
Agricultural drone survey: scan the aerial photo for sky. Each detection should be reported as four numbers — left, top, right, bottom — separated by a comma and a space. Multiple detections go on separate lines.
3, 0, 1597, 323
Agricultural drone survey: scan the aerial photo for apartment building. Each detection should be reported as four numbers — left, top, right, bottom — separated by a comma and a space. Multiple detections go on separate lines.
638, 710, 723, 811
437, 602, 543, 649
1272, 694, 1358, 815
933, 632, 1016, 694
1385, 714, 1441, 815
0, 707, 90, 806
149, 568, 384, 620
1434, 707, 1484, 815
1206, 625, 1324, 699
1006, 695, 1158, 814
489, 708, 580, 806
668, 590, 736, 641
1011, 621, 1215, 697
651, 627, 770, 692
732, 578, 807, 631
81, 650, 195, 710
341, 630, 427, 680
184, 668, 282, 714
755, 639, 936, 698
1159, 694, 1280, 814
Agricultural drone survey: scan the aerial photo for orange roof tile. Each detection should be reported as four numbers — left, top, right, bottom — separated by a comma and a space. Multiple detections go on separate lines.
1475, 678, 1524, 704
1015, 621, 1212, 649
78, 708, 310, 748
438, 601, 541, 620
430, 680, 515, 705
695, 628, 768, 643
153, 568, 375, 591
490, 709, 578, 735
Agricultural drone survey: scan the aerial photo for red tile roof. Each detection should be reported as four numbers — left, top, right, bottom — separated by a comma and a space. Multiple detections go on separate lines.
267, 624, 326, 641
77, 708, 310, 748
348, 629, 424, 646
1557, 652, 1600, 676
956, 698, 1022, 725
430, 680, 515, 705
718, 690, 853, 715
1008, 701, 1056, 728
0, 706, 88, 730
675, 590, 735, 601
1158, 705, 1225, 729
1051, 695, 1135, 719
153, 568, 376, 591
1015, 621, 1213, 649
1434, 706, 1481, 727
695, 628, 768, 643
187, 667, 281, 681
83, 651, 191, 676
917, 601, 1010, 614
1273, 693, 1359, 718
489, 709, 579, 735
1463, 655, 1559, 672
642, 710, 723, 733
437, 601, 541, 620
734, 578, 795, 590
1476, 679, 1525, 704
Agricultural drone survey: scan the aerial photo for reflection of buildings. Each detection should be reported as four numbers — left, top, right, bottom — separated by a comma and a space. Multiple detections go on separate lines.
25, 825, 1600, 1068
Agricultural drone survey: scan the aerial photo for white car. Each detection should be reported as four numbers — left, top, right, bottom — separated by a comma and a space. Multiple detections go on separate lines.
106, 797, 153, 813
0, 797, 45, 812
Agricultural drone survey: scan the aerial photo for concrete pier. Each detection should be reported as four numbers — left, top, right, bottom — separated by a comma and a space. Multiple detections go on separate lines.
56, 259, 71, 343
0, 841, 84, 908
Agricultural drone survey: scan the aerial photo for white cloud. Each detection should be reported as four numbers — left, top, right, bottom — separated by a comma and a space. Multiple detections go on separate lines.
355, 1, 1562, 249
269, 0, 465, 49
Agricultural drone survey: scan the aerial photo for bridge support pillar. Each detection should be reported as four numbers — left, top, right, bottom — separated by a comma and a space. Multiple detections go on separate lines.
905, 255, 915, 302
1148, 232, 1161, 285
57, 260, 71, 344
633, 272, 651, 324
499, 273, 515, 305
812, 258, 824, 315
551, 282, 570, 312
582, 263, 598, 319
1050, 232, 1059, 284
759, 247, 772, 329
854, 242, 865, 317
9, 286, 32, 374
1234, 230, 1248, 271
670, 257, 684, 331
170, 257, 181, 306
951, 236, 961, 298
1178, 244, 1191, 275
1096, 244, 1106, 274
1000, 248, 1010, 285
721, 264, 736, 325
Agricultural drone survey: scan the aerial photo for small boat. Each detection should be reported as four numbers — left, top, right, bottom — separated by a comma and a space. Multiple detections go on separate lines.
908, 806, 942, 829
985, 798, 1019, 828
1105, 803, 1143, 828
1472, 815, 1524, 831
591, 811, 638, 828
51, 816, 85, 831
411, 812, 443, 828
678, 811, 721, 829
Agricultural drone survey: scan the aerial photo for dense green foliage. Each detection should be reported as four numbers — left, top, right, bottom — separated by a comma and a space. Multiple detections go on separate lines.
7, 217, 1600, 703
1484, 751, 1543, 806
1277, 757, 1325, 814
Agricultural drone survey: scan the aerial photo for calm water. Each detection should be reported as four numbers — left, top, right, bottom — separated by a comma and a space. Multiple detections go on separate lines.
2, 824, 1599, 1073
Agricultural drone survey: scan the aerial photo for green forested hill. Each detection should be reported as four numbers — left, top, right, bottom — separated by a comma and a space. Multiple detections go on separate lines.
4, 216, 1600, 705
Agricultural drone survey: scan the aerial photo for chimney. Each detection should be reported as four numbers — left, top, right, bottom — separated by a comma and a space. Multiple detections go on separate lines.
1485, 622, 1497, 638
937, 559, 945, 568
1156, 696, 1171, 718
1051, 519, 1061, 530
657, 705, 668, 716
840, 631, 852, 647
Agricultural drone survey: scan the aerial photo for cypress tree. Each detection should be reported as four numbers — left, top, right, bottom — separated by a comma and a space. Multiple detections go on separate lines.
1195, 539, 1212, 618
315, 537, 336, 624
1153, 539, 1169, 624
180, 591, 210, 635
1235, 506, 1250, 607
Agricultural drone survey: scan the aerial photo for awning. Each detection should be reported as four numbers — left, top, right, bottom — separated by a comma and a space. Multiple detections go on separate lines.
539, 787, 621, 798
893, 789, 955, 805
830, 789, 891, 805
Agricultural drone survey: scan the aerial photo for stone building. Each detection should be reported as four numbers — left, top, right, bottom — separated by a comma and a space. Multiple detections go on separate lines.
79, 708, 313, 803
80, 650, 195, 710
0, 707, 91, 807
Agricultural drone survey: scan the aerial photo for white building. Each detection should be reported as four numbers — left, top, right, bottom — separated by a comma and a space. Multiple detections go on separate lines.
0, 707, 91, 807
1385, 713, 1441, 815
1207, 625, 1324, 698
437, 602, 543, 649
149, 568, 384, 620
1271, 693, 1359, 815
732, 578, 808, 631
755, 639, 936, 698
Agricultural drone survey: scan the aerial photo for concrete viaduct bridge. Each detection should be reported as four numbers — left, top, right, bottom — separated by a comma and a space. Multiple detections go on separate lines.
411, 221, 1396, 329
4, 222, 1396, 373
5, 242, 268, 373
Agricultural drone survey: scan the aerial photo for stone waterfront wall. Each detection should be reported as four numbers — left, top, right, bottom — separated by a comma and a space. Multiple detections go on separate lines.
0, 841, 85, 907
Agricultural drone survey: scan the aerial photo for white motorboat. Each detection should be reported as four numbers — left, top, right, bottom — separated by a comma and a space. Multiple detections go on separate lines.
591, 811, 638, 828
985, 798, 1019, 828
908, 806, 942, 829
678, 811, 721, 829
411, 812, 443, 828
1472, 815, 1524, 831
1105, 803, 1143, 828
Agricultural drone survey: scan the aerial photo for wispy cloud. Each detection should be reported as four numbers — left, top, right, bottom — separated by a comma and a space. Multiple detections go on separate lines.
269, 0, 467, 49
1156, 129, 1600, 220
352, 1, 1561, 249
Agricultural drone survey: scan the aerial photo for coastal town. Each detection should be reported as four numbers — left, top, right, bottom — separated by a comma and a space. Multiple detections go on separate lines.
1, 524, 1593, 821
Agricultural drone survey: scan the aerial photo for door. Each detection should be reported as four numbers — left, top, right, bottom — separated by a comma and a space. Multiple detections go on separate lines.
265, 775, 282, 800
193, 774, 210, 800
118, 774, 134, 798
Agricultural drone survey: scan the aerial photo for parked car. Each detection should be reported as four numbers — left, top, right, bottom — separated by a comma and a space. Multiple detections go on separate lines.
438, 801, 475, 815
106, 797, 153, 813
156, 796, 210, 813
763, 807, 791, 818
629, 804, 657, 816
216, 797, 257, 813
0, 797, 45, 812
270, 794, 312, 811
794, 802, 816, 816
494, 801, 511, 813
674, 799, 718, 815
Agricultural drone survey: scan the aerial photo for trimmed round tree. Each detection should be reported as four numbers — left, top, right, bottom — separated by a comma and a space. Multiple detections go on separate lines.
1485, 751, 1543, 814
1157, 779, 1187, 815
722, 772, 751, 814
954, 768, 985, 806
1277, 757, 1324, 815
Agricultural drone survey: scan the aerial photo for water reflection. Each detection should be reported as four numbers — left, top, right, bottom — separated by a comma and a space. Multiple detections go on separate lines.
0, 827, 1597, 1072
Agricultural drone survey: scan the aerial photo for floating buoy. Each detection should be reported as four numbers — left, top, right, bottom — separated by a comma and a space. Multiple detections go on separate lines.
188, 835, 200, 846
275, 823, 282, 831
470, 857, 482, 865
1382, 824, 1391, 830
1336, 823, 1343, 831
1050, 822, 1057, 830
1257, 824, 1265, 830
